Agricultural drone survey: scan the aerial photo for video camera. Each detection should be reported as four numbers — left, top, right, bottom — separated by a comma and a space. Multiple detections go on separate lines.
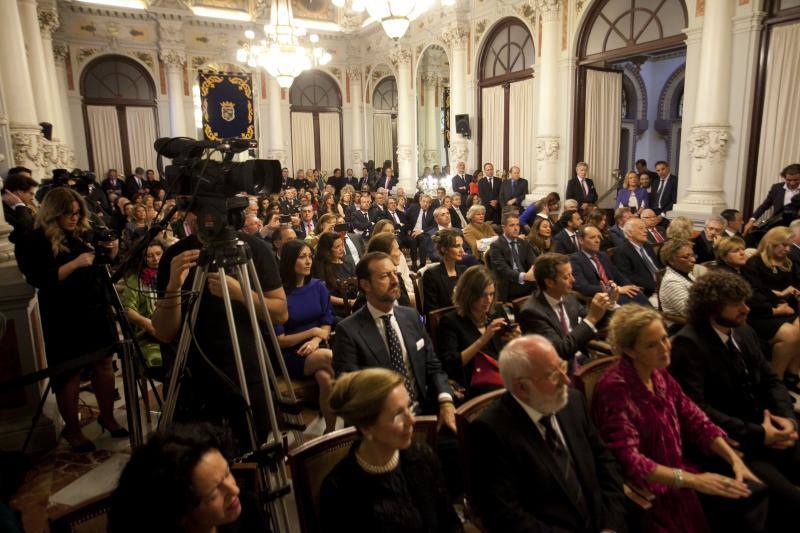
153, 137, 281, 242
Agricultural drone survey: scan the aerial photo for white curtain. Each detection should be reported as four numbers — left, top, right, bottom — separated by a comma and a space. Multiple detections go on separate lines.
584, 69, 622, 208
481, 85, 505, 169
374, 114, 393, 168
125, 107, 158, 173
319, 112, 341, 174
291, 112, 315, 173
86, 105, 124, 175
508, 78, 535, 186
755, 22, 800, 216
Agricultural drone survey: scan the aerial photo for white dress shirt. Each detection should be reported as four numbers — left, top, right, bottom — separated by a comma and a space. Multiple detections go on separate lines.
511, 394, 567, 447
784, 184, 800, 207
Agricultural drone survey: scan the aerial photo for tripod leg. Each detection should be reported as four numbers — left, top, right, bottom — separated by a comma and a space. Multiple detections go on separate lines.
119, 341, 144, 447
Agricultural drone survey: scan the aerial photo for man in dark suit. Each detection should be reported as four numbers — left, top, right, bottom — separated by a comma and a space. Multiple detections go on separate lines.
342, 232, 365, 273
294, 204, 318, 239
552, 210, 583, 254
468, 335, 626, 533
641, 208, 667, 244
326, 168, 346, 193
376, 167, 398, 192
487, 213, 537, 301
519, 253, 611, 362
745, 163, 800, 234
478, 162, 502, 224
651, 161, 678, 215
565, 162, 598, 207
611, 217, 662, 297
124, 167, 146, 199
499, 166, 527, 213
721, 208, 744, 238
384, 196, 405, 228
572, 225, 648, 305
101, 168, 124, 197
355, 167, 370, 190
608, 207, 633, 248
692, 215, 724, 264
350, 194, 375, 235
403, 195, 436, 267
670, 270, 800, 518
343, 168, 358, 189
635, 158, 659, 186
1, 172, 36, 244
451, 161, 473, 204
334, 252, 456, 427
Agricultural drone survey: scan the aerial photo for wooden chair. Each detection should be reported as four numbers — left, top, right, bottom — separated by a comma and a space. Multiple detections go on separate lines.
49, 492, 113, 533
288, 415, 438, 533
409, 271, 423, 316
510, 295, 529, 317
573, 357, 655, 510
427, 305, 455, 352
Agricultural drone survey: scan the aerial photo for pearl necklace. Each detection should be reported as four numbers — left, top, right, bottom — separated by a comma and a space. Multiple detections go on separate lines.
356, 449, 400, 475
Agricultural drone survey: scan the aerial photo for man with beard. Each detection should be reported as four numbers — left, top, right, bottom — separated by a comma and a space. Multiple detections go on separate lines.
467, 335, 626, 533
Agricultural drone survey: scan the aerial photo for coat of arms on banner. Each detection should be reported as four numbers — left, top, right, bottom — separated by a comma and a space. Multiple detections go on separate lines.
220, 101, 235, 122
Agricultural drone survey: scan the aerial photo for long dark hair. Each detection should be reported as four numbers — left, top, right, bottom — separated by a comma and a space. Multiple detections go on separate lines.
280, 239, 311, 294
313, 232, 341, 289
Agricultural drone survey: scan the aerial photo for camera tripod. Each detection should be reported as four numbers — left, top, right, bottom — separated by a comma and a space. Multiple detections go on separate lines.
159, 234, 303, 533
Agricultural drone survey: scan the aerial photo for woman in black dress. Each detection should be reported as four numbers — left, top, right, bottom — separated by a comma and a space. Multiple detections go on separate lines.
15, 188, 126, 452
437, 265, 520, 397
320, 368, 461, 533
422, 229, 466, 315
313, 232, 356, 317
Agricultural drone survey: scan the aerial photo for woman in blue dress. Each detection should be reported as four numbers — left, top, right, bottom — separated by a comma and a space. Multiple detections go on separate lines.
615, 171, 649, 212
276, 240, 337, 433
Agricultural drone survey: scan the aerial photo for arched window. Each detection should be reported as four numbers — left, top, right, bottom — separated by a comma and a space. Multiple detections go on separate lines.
289, 70, 343, 175
478, 18, 534, 176
81, 55, 158, 176
373, 76, 398, 172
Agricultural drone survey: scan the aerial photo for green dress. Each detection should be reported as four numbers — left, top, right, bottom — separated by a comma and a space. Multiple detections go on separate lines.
120, 273, 162, 368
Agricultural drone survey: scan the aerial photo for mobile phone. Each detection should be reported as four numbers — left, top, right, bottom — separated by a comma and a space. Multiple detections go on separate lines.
334, 223, 350, 233
279, 215, 292, 224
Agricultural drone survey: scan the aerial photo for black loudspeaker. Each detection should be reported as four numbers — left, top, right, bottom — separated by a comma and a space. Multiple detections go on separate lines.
455, 114, 470, 138
40, 122, 53, 141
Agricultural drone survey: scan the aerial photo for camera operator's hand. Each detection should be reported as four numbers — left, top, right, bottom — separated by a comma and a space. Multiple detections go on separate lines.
168, 250, 200, 291
74, 252, 95, 269
207, 272, 243, 303
98, 239, 119, 260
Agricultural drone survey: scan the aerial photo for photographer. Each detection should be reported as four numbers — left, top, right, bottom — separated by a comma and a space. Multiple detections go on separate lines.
2, 171, 37, 243
15, 187, 125, 453
151, 209, 289, 447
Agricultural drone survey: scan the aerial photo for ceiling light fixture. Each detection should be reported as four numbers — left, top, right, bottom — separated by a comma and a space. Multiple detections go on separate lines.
334, 0, 456, 40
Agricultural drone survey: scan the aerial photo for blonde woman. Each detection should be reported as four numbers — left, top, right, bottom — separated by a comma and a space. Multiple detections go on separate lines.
16, 188, 126, 452
462, 204, 496, 256
615, 171, 649, 211
666, 216, 694, 241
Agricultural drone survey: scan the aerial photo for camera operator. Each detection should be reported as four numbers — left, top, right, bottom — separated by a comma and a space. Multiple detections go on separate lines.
15, 187, 125, 453
151, 207, 289, 448
2, 170, 37, 243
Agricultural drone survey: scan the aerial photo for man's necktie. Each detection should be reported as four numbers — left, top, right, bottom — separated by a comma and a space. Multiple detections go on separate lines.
541, 415, 589, 518
571, 234, 579, 251
488, 177, 493, 189
651, 228, 664, 243
581, 179, 589, 197
511, 179, 517, 194
591, 255, 609, 284
556, 303, 570, 335
381, 314, 415, 399
509, 240, 521, 271
307, 222, 313, 234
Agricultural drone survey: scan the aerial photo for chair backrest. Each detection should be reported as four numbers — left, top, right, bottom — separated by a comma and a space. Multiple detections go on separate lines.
288, 415, 438, 533
49, 492, 113, 533
336, 276, 358, 316
510, 295, 529, 317
409, 271, 423, 316
572, 355, 620, 410
427, 305, 455, 351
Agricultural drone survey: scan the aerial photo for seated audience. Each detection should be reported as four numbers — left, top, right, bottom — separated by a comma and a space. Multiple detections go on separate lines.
319, 369, 461, 532
585, 210, 615, 251
615, 170, 649, 211
121, 240, 165, 370
694, 216, 725, 264
467, 335, 626, 532
571, 225, 647, 305
437, 265, 519, 396
296, 205, 318, 240
423, 229, 466, 315
312, 232, 356, 317
612, 217, 663, 300
641, 208, 667, 244
1, 172, 37, 243
526, 216, 554, 256
272, 226, 296, 260
593, 305, 766, 533
552, 209, 582, 253
659, 238, 708, 321
333, 252, 455, 429
371, 218, 396, 237
365, 232, 413, 307
721, 208, 744, 238
671, 270, 800, 526
743, 227, 800, 383
519, 192, 560, 230
519, 253, 612, 363
109, 423, 265, 532
666, 215, 695, 241
448, 194, 468, 229
487, 213, 537, 301
123, 204, 149, 245
462, 204, 496, 257
608, 207, 634, 248
349, 194, 375, 236
789, 219, 800, 265
403, 194, 436, 267
276, 240, 336, 432
241, 214, 263, 236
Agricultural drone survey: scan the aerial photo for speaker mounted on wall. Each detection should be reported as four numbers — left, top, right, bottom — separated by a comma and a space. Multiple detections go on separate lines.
455, 114, 471, 138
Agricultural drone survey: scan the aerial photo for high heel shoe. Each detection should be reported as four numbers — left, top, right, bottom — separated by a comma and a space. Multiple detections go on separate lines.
60, 429, 96, 453
98, 417, 130, 438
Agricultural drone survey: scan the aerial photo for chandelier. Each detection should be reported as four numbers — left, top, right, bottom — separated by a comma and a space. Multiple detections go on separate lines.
235, 0, 332, 89
332, 0, 455, 40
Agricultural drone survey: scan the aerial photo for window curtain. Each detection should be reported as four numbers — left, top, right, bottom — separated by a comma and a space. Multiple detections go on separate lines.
291, 112, 315, 173
481, 85, 505, 169
319, 112, 341, 174
125, 107, 158, 173
508, 78, 535, 186
86, 105, 124, 175
374, 114, 393, 168
754, 22, 800, 218
583, 69, 622, 208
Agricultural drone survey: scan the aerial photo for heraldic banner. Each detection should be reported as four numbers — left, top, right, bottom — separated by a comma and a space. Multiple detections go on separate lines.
199, 71, 255, 141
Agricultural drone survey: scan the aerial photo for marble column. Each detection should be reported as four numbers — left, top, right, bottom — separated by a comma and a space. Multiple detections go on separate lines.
391, 47, 415, 191
533, 0, 561, 199
442, 25, 469, 167
18, 0, 54, 132
38, 5, 66, 143
347, 66, 365, 171
160, 49, 188, 138
671, 0, 734, 218
422, 72, 439, 169
52, 43, 75, 150
264, 76, 286, 165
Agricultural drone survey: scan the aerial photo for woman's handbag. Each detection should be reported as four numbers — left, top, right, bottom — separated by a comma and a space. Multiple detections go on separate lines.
470, 352, 503, 389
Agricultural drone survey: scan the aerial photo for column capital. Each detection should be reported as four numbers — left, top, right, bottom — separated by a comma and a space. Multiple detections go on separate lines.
389, 47, 412, 68
535, 136, 560, 162
687, 125, 730, 172
37, 7, 60, 37
441, 25, 469, 50
534, 0, 562, 22
52, 42, 69, 64
159, 48, 186, 69
346, 65, 362, 81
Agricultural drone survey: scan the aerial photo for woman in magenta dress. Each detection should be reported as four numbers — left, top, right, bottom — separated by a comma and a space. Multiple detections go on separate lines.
592, 305, 763, 532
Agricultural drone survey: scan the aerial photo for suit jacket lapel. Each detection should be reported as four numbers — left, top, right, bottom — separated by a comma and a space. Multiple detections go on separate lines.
536, 292, 564, 335
356, 308, 392, 368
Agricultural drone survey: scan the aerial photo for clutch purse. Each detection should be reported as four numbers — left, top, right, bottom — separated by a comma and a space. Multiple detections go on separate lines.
470, 352, 503, 389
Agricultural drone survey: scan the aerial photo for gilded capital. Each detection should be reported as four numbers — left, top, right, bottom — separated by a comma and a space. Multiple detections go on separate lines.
38, 8, 60, 35
346, 65, 362, 81
52, 43, 70, 63
389, 47, 412, 68
534, 0, 562, 22
441, 25, 469, 50
159, 49, 186, 68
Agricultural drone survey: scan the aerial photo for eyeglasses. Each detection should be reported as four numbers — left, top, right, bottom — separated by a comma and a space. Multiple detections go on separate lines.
392, 402, 418, 425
